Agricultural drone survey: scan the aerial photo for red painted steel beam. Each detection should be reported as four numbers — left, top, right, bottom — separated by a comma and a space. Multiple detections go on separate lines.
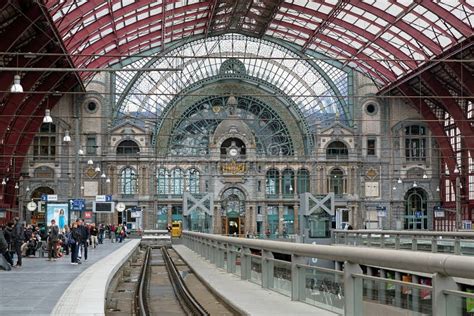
420, 72, 474, 160
445, 62, 474, 96
73, 16, 208, 67
60, 0, 199, 47
0, 3, 43, 52
420, 1, 472, 37
351, 1, 443, 55
398, 84, 457, 175
204, 0, 219, 38
83, 24, 208, 72
281, 3, 428, 58
267, 26, 388, 83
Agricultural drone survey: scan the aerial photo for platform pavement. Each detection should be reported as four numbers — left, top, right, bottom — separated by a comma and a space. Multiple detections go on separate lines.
0, 239, 132, 316
173, 244, 337, 316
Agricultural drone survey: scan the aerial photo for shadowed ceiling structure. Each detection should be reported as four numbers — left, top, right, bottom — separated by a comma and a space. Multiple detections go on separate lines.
0, 0, 472, 207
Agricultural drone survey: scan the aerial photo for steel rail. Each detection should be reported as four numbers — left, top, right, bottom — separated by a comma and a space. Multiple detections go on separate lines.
161, 247, 209, 316
136, 247, 151, 316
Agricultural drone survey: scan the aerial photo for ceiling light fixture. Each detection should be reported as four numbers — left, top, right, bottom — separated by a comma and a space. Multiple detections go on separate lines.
43, 109, 53, 123
10, 74, 23, 93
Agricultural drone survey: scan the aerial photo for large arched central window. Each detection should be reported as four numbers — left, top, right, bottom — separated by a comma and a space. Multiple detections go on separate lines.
120, 167, 137, 195
167, 96, 294, 156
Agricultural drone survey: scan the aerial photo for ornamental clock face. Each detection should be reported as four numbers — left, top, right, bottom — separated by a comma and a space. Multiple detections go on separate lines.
229, 148, 239, 157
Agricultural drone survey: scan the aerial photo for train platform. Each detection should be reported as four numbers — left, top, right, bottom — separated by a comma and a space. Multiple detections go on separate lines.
173, 244, 337, 316
0, 239, 138, 316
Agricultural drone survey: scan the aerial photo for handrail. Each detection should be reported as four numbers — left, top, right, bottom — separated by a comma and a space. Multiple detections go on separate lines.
332, 229, 474, 238
183, 231, 474, 279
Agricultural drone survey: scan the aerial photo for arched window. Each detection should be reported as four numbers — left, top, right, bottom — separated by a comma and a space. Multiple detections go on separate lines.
120, 167, 137, 194
326, 141, 348, 159
171, 168, 184, 195
33, 123, 56, 160
404, 188, 428, 229
266, 169, 279, 197
157, 168, 169, 195
116, 140, 140, 155
297, 169, 310, 194
187, 168, 200, 193
282, 169, 294, 197
405, 125, 426, 161
329, 168, 345, 196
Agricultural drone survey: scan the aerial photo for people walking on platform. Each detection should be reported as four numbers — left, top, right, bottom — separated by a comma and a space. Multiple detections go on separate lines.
77, 219, 89, 261
90, 223, 98, 248
12, 217, 24, 267
110, 224, 116, 243
70, 222, 81, 265
48, 219, 59, 261
98, 224, 105, 244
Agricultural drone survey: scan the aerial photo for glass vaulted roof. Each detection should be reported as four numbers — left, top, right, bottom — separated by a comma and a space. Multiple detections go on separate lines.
114, 34, 350, 127
46, 0, 473, 86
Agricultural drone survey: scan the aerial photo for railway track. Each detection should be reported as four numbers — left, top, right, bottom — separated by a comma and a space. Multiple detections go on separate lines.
136, 246, 234, 316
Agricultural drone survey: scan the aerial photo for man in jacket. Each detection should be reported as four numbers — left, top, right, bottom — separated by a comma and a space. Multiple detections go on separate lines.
48, 219, 59, 261
12, 217, 24, 267
77, 219, 89, 261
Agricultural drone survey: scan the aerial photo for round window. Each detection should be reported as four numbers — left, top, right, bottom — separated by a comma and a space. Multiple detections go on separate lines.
366, 103, 377, 115
87, 101, 97, 112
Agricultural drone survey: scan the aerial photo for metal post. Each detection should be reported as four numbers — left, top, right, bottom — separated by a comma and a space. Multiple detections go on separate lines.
262, 250, 274, 289
291, 254, 306, 301
456, 176, 461, 231
241, 247, 251, 280
432, 273, 458, 316
74, 103, 80, 198
343, 262, 363, 316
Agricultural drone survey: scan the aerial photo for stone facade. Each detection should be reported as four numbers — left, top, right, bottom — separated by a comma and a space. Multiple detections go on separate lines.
19, 72, 441, 234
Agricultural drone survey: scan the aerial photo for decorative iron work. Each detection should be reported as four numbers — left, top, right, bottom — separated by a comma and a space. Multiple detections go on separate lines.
168, 95, 294, 156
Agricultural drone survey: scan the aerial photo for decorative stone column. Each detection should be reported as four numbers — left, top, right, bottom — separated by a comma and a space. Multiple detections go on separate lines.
214, 203, 221, 234
278, 204, 284, 235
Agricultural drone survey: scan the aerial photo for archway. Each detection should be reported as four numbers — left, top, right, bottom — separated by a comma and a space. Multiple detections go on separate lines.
221, 187, 246, 236
404, 188, 428, 230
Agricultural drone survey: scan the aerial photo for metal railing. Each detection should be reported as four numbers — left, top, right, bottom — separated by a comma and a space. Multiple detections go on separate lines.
331, 229, 474, 256
182, 231, 474, 316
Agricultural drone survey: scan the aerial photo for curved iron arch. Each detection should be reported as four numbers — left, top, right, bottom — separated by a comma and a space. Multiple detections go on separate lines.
113, 33, 350, 124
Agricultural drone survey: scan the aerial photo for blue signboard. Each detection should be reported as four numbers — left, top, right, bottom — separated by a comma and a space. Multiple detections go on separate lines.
106, 195, 112, 202
415, 210, 423, 218
69, 199, 85, 211
41, 194, 47, 201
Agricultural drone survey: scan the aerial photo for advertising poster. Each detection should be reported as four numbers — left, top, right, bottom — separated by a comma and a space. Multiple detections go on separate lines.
46, 203, 69, 232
